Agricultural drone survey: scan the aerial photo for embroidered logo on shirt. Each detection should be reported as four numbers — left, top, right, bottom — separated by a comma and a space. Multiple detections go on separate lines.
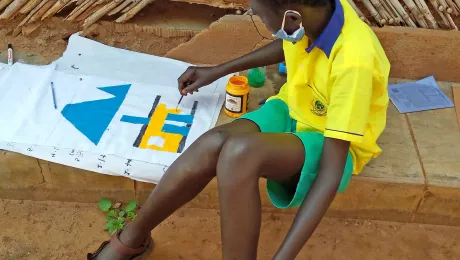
311, 99, 327, 116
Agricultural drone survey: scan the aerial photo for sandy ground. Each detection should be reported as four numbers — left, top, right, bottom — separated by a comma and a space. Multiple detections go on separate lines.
1, 199, 459, 260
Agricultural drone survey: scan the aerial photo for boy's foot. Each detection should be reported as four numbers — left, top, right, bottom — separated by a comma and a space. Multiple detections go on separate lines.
87, 231, 153, 260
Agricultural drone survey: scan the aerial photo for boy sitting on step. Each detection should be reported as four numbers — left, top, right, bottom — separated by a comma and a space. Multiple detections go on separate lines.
88, 0, 390, 259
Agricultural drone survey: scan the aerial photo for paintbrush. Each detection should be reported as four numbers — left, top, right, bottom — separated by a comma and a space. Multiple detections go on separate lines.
176, 96, 184, 110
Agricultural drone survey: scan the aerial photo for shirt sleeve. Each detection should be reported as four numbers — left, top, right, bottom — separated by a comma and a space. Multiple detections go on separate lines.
324, 63, 374, 143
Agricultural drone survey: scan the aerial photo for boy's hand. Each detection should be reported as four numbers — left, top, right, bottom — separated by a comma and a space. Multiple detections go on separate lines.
178, 66, 222, 95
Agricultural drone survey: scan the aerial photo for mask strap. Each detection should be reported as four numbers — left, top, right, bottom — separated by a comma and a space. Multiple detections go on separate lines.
282, 10, 303, 30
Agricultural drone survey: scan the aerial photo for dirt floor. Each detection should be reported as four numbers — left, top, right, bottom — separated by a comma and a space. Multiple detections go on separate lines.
0, 199, 459, 260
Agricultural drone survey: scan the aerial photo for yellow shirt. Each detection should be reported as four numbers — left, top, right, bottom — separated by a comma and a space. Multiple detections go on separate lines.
271, 0, 390, 174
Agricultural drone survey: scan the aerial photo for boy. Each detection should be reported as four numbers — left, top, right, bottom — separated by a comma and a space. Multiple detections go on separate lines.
88, 0, 390, 259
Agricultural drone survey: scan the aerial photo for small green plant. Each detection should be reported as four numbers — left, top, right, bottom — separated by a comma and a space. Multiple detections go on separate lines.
98, 198, 137, 234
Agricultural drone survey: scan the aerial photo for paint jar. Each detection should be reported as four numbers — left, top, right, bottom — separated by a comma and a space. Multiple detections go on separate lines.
248, 66, 266, 88
224, 75, 250, 118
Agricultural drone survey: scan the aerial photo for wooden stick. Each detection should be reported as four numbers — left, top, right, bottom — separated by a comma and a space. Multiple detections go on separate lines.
437, 0, 449, 11
445, 0, 459, 15
122, 0, 138, 13
17, 0, 49, 27
380, 0, 399, 24
76, 2, 104, 21
454, 0, 460, 11
66, 0, 92, 21
370, 0, 392, 23
76, 0, 109, 21
445, 11, 458, 28
402, 0, 427, 27
0, 0, 28, 20
66, 0, 90, 19
29, 0, 57, 23
413, 0, 439, 28
19, 0, 42, 14
429, 0, 452, 28
0, 0, 14, 13
57, 0, 76, 13
361, 0, 387, 25
42, 0, 70, 20
108, 0, 131, 16
389, 0, 417, 26
83, 0, 122, 28
383, 0, 404, 25
116, 0, 152, 23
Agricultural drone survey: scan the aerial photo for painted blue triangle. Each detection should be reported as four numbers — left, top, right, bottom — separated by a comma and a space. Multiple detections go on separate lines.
61, 84, 132, 145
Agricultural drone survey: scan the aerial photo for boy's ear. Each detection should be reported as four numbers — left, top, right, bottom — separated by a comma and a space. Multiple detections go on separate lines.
285, 11, 302, 24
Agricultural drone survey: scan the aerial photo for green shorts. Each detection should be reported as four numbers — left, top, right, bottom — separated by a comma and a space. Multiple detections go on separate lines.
239, 99, 353, 209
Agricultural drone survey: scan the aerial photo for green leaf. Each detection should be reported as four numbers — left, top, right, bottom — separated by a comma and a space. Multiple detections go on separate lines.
118, 217, 125, 223
109, 226, 118, 234
128, 211, 135, 218
107, 216, 116, 222
110, 218, 119, 225
117, 223, 124, 230
103, 222, 113, 230
119, 211, 125, 217
107, 210, 116, 217
125, 200, 137, 212
98, 198, 112, 212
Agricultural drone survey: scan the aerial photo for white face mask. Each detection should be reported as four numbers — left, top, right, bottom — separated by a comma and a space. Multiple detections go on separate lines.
273, 10, 305, 43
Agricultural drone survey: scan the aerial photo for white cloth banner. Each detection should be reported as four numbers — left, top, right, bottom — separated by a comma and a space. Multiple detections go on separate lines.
0, 34, 232, 183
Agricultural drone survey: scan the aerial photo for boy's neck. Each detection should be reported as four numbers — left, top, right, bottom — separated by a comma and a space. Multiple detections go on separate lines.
301, 2, 335, 43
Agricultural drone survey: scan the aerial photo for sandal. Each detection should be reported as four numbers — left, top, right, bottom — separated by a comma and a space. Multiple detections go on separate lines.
87, 231, 154, 260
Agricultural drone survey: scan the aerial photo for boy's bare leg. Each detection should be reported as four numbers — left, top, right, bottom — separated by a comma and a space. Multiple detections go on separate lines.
216, 133, 305, 260
96, 119, 260, 260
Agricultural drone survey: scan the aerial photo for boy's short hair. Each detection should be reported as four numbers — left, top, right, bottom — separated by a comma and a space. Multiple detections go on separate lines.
275, 0, 331, 7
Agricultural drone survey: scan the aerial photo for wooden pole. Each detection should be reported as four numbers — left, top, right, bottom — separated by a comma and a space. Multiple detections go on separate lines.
122, 0, 138, 13
83, 0, 122, 28
445, 0, 459, 15
454, 0, 460, 11
361, 0, 387, 25
413, 0, 439, 28
388, 0, 417, 27
17, 0, 48, 27
116, 0, 153, 23
0, 0, 14, 13
446, 12, 458, 28
66, 0, 90, 19
66, 0, 92, 21
108, 0, 132, 16
76, 1, 105, 22
383, 0, 405, 25
42, 0, 71, 20
380, 0, 400, 24
29, 0, 57, 23
0, 0, 28, 20
347, 0, 370, 24
19, 0, 42, 14
429, 0, 452, 28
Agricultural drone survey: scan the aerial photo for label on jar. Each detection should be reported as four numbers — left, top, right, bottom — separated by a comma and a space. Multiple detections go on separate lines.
225, 92, 243, 113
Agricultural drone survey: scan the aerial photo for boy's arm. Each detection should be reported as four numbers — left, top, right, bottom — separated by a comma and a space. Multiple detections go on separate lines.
179, 39, 284, 93
273, 137, 350, 260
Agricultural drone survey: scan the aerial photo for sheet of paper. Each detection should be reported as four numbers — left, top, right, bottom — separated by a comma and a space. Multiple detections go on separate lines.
55, 34, 233, 127
0, 36, 233, 184
453, 85, 460, 130
388, 76, 454, 113
0, 64, 221, 166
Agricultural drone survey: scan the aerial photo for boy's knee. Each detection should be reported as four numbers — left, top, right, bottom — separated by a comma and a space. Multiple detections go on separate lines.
217, 135, 261, 185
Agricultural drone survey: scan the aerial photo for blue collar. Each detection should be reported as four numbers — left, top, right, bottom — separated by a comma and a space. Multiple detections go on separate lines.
306, 0, 344, 58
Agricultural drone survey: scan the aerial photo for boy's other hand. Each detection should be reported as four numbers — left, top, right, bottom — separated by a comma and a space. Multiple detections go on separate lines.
178, 66, 222, 95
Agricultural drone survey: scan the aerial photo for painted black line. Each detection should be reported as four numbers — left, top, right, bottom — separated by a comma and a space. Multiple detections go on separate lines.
177, 101, 198, 153
133, 95, 161, 147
